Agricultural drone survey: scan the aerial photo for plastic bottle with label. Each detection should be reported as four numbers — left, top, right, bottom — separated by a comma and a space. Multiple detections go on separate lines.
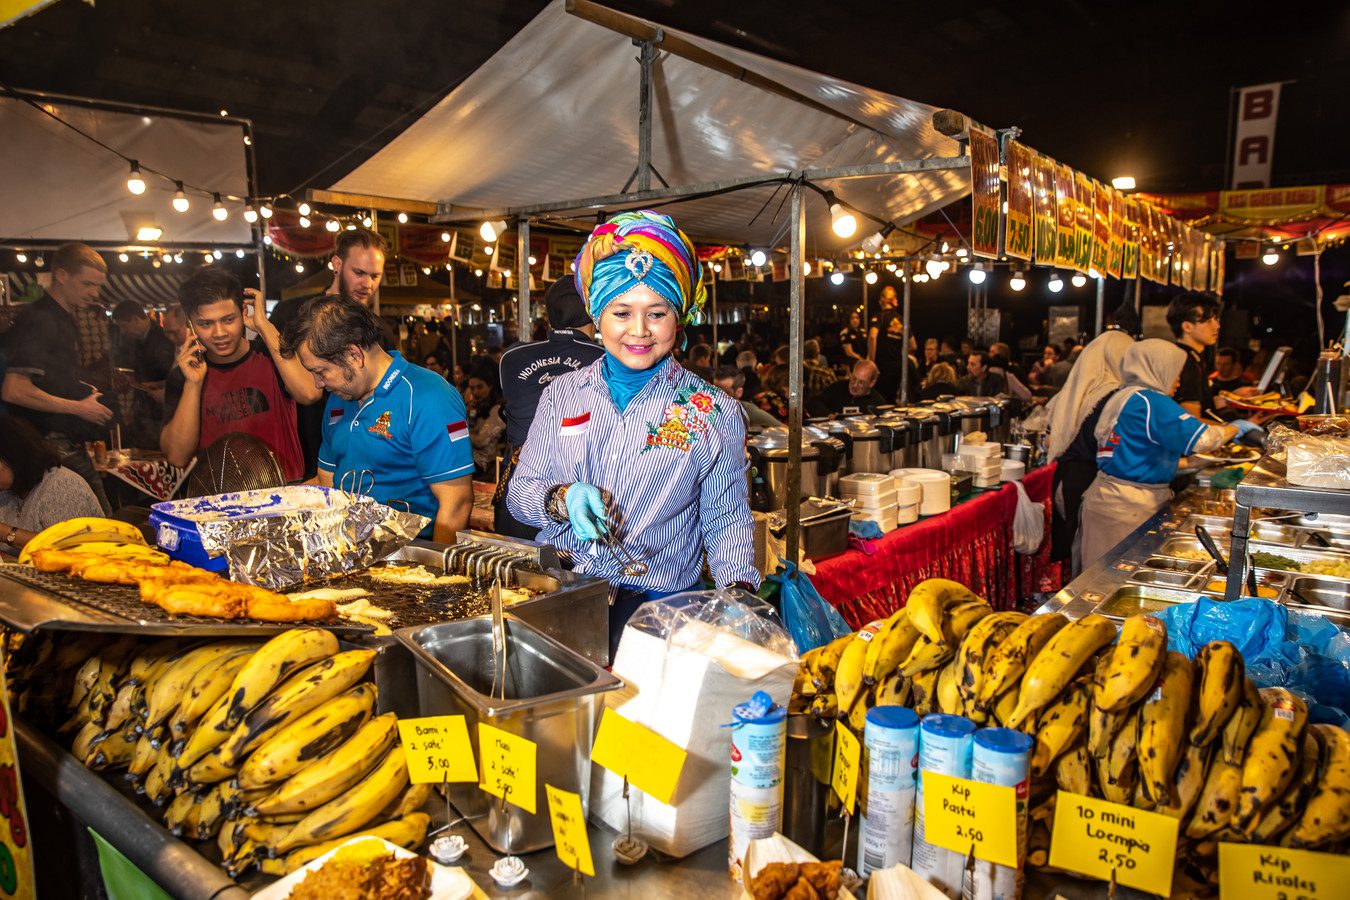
857, 705, 920, 877
911, 713, 976, 898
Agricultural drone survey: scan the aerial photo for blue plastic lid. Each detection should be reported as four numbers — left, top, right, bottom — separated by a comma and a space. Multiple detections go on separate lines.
920, 713, 976, 738
974, 728, 1034, 754
731, 690, 786, 725
867, 706, 920, 730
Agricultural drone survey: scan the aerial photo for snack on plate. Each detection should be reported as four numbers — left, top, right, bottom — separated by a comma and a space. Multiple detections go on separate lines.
285, 839, 430, 900
750, 859, 842, 900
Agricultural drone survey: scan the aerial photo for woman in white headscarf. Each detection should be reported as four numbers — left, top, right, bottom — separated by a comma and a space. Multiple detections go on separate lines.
1045, 330, 1134, 573
1078, 340, 1260, 569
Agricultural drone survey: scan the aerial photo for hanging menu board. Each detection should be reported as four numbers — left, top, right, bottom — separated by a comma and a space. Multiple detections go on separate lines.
1074, 172, 1094, 274
1033, 154, 1058, 264
1122, 198, 1140, 279
969, 129, 1002, 259
1004, 140, 1034, 262
1092, 180, 1111, 273
1055, 163, 1078, 268
1107, 188, 1125, 279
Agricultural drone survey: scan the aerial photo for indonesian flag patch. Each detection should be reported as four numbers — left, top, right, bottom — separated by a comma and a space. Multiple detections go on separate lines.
446, 420, 469, 441
560, 412, 591, 436
328, 407, 345, 424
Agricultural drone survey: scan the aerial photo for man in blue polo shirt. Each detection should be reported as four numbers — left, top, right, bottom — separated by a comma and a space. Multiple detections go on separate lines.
279, 296, 473, 540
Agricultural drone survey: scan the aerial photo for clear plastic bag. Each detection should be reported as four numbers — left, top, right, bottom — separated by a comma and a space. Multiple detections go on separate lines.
624, 587, 797, 659
1265, 423, 1350, 489
1011, 481, 1045, 555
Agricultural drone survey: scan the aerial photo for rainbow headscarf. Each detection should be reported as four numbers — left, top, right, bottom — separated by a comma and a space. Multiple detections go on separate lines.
573, 210, 706, 326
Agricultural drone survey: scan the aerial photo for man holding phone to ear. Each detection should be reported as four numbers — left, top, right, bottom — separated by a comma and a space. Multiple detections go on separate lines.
160, 267, 322, 481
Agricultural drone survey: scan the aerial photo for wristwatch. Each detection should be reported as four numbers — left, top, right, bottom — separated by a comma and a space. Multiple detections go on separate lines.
545, 484, 571, 523
2, 524, 18, 547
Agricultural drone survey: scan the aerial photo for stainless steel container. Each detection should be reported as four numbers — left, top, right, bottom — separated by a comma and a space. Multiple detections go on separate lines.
398, 615, 623, 854
782, 714, 832, 857
905, 411, 943, 471
805, 425, 846, 497
926, 405, 960, 457
873, 418, 909, 472
844, 420, 884, 474
750, 429, 821, 508
771, 499, 853, 561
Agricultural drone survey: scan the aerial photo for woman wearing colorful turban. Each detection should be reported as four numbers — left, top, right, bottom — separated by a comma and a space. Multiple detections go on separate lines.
507, 211, 760, 656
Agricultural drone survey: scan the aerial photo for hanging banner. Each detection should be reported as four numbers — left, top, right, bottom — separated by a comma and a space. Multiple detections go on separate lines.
969, 129, 1002, 259
1033, 154, 1058, 264
266, 210, 339, 259
1231, 82, 1285, 189
1194, 234, 1211, 291
1004, 140, 1034, 261
1091, 181, 1111, 274
1055, 163, 1078, 268
1213, 241, 1226, 295
1106, 188, 1125, 279
0, 646, 35, 900
1138, 203, 1157, 283
397, 223, 456, 266
1170, 221, 1187, 286
1122, 199, 1140, 280
1074, 172, 1094, 274
1156, 208, 1175, 283
1220, 185, 1324, 221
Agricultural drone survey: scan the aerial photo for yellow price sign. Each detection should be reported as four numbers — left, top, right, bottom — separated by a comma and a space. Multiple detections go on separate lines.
396, 716, 477, 785
1219, 843, 1350, 900
1049, 790, 1179, 896
921, 773, 1018, 868
477, 722, 537, 814
589, 708, 687, 805
546, 784, 595, 877
831, 721, 860, 814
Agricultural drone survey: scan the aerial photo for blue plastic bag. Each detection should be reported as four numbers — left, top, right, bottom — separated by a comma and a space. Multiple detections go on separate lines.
1155, 597, 1350, 722
768, 562, 853, 654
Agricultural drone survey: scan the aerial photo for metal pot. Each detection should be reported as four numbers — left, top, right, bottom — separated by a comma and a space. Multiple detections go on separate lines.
843, 420, 884, 474
925, 404, 960, 458
749, 429, 820, 509
905, 411, 944, 471
806, 426, 846, 497
874, 417, 911, 472
890, 415, 923, 469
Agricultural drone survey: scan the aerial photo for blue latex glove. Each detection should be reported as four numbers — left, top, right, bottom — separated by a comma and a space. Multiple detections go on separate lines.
1231, 419, 1262, 438
564, 483, 609, 541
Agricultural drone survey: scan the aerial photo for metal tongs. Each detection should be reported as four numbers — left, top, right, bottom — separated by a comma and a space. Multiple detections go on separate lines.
489, 579, 508, 701
597, 515, 648, 577
1195, 525, 1258, 596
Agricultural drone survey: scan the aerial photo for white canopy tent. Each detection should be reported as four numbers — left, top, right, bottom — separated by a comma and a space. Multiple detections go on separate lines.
0, 89, 256, 250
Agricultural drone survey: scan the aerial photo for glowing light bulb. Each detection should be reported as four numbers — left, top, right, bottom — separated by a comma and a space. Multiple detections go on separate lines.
15, 252, 27, 263
474, 268, 484, 277
1048, 274, 1064, 293
1261, 249, 1279, 265
1111, 175, 1136, 191
397, 212, 409, 224
864, 270, 878, 284
829, 203, 857, 239
259, 204, 273, 219
118, 252, 129, 262
243, 204, 258, 223
235, 249, 245, 259
712, 263, 722, 273
298, 202, 311, 217
968, 266, 986, 285
171, 182, 190, 213
361, 214, 373, 228
860, 231, 884, 254
1009, 271, 1027, 291
295, 262, 305, 273
325, 219, 340, 232
213, 249, 222, 260
211, 194, 228, 221
126, 161, 146, 195
299, 216, 311, 229
750, 249, 767, 267
422, 266, 431, 275
830, 271, 844, 286
926, 258, 944, 279
528, 255, 537, 266
441, 232, 451, 243
955, 247, 968, 259
479, 220, 507, 242
1071, 273, 1087, 287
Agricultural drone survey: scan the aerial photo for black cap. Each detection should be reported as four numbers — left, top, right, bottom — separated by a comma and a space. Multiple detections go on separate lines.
544, 277, 591, 330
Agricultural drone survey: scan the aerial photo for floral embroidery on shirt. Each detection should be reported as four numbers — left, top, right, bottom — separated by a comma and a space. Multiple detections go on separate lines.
644, 385, 720, 453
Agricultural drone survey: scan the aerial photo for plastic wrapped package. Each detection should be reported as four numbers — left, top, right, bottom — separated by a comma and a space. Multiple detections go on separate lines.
590, 589, 798, 858
1265, 424, 1350, 489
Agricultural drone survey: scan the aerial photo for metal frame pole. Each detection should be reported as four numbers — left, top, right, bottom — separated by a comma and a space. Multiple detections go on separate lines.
517, 216, 530, 342
1134, 275, 1142, 313
785, 182, 806, 566
1095, 276, 1105, 336
900, 276, 912, 403
634, 37, 659, 192
710, 274, 719, 356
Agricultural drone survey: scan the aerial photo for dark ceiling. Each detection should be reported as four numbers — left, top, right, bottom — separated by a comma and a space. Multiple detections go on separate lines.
2, 0, 1348, 200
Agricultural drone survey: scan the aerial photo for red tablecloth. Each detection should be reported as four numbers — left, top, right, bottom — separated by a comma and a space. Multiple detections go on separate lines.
811, 464, 1063, 629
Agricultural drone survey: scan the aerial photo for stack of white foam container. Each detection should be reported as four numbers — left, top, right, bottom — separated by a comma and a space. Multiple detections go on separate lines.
841, 472, 898, 532
956, 441, 1003, 489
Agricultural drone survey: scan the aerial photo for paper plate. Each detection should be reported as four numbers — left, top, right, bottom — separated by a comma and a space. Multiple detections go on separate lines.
250, 837, 474, 900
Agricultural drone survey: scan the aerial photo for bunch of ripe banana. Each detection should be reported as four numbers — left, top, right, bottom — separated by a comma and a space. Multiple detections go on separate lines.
789, 578, 1350, 868
15, 516, 165, 565
7, 627, 431, 877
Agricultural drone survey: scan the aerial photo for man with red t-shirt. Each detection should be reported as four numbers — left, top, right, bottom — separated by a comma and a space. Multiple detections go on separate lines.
160, 268, 321, 481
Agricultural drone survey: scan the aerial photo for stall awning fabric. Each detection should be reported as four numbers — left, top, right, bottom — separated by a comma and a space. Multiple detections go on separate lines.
1138, 185, 1350, 246
331, 0, 970, 249
0, 92, 253, 246
6, 271, 184, 310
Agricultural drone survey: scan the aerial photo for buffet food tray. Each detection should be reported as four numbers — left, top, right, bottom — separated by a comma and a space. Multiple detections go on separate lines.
0, 565, 373, 637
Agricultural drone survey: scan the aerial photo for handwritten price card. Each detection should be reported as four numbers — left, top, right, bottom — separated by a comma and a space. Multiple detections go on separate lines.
546, 785, 595, 877
1050, 791, 1178, 896
1219, 843, 1350, 900
396, 716, 477, 785
478, 722, 537, 814
589, 708, 687, 805
921, 773, 1018, 867
831, 721, 861, 814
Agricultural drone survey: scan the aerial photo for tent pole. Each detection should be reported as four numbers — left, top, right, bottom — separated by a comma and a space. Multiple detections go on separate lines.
900, 276, 912, 404
635, 36, 661, 192
710, 273, 719, 357
786, 182, 806, 568
1134, 275, 1142, 312
1095, 276, 1105, 336
517, 217, 530, 342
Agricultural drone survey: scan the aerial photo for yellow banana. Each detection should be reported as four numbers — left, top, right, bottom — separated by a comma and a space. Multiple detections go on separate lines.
935, 656, 962, 715
862, 608, 921, 685
832, 628, 875, 716
71, 720, 105, 763
176, 690, 237, 771
1094, 614, 1168, 713
146, 641, 256, 730
164, 789, 199, 836
170, 647, 257, 737
1233, 688, 1307, 836
379, 781, 432, 821
1006, 614, 1117, 730
1221, 678, 1264, 766
18, 516, 146, 563
792, 663, 818, 698
222, 628, 339, 729
807, 693, 837, 719
185, 744, 239, 786
1158, 742, 1213, 820
1187, 752, 1242, 840
1189, 641, 1244, 748
274, 745, 409, 853
1030, 680, 1089, 778
1054, 741, 1091, 796
274, 812, 431, 876
128, 727, 164, 780
905, 578, 984, 644
873, 671, 911, 708
1284, 723, 1350, 850
1250, 731, 1321, 844
88, 721, 139, 770
899, 602, 991, 677
238, 684, 379, 792
1099, 716, 1139, 805
126, 641, 183, 686
910, 665, 941, 715
187, 779, 237, 841
810, 634, 852, 690
992, 684, 1020, 728
976, 612, 1068, 711
1138, 650, 1194, 804
955, 611, 1026, 712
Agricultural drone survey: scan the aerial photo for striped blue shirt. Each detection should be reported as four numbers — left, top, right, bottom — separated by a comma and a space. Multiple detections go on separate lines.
507, 356, 760, 591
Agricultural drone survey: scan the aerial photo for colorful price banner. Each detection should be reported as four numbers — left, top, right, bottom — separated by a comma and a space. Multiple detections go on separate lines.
831, 721, 861, 814
1055, 163, 1078, 269
589, 708, 688, 805
1092, 180, 1111, 273
478, 722, 537, 814
1122, 198, 1141, 280
1218, 842, 1350, 899
921, 773, 1019, 868
1033, 154, 1059, 264
1049, 790, 1178, 897
969, 129, 1002, 259
397, 716, 478, 785
546, 784, 595, 877
1074, 172, 1094, 274
1004, 140, 1034, 261
1107, 187, 1125, 279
